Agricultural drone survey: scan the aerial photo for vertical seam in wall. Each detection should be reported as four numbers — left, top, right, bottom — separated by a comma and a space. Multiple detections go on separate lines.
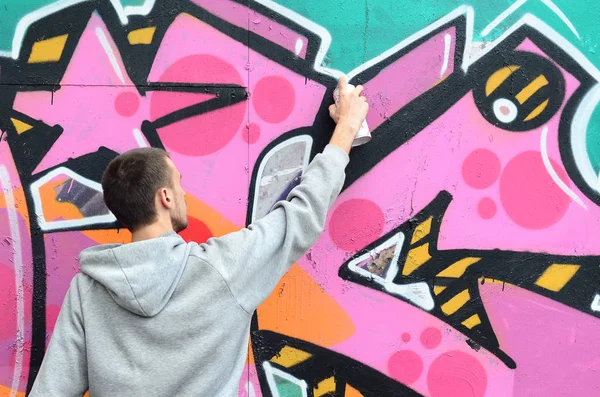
247, 2, 251, 200
246, 1, 251, 392
363, 0, 369, 65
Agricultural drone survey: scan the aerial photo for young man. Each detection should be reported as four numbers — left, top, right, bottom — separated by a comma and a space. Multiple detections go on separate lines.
29, 76, 369, 396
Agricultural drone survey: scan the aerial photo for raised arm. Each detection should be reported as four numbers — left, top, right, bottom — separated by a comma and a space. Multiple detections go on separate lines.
194, 76, 369, 314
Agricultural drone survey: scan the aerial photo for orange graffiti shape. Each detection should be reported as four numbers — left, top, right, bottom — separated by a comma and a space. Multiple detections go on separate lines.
257, 264, 356, 347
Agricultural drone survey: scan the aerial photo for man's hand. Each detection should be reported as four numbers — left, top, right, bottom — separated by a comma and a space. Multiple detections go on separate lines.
328, 76, 369, 154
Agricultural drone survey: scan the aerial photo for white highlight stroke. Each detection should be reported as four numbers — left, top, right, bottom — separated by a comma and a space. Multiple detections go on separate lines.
295, 38, 303, 56
0, 0, 90, 59
30, 167, 116, 231
246, 382, 256, 397
346, 6, 474, 77
0, 166, 25, 397
133, 128, 148, 148
0, 0, 596, 90
541, 126, 587, 209
570, 84, 600, 193
262, 362, 307, 397
441, 33, 452, 76
251, 135, 312, 223
344, 6, 600, 80
347, 232, 435, 311
471, 14, 600, 81
0, 0, 158, 60
256, 0, 332, 72
482, 0, 528, 37
109, 0, 128, 25
113, 0, 156, 24
592, 294, 600, 312
540, 0, 580, 39
95, 27, 125, 84
123, 0, 156, 17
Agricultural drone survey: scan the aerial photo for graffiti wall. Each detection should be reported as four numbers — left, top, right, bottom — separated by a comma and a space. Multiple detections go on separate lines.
1, 0, 599, 396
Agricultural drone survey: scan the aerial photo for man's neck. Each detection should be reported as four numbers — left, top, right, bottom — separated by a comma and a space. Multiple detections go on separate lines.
131, 222, 174, 243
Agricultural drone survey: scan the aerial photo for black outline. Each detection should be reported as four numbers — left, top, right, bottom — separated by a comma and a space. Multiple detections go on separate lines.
0, 0, 598, 395
471, 50, 566, 131
152, 87, 248, 129
339, 190, 599, 369
254, 330, 424, 397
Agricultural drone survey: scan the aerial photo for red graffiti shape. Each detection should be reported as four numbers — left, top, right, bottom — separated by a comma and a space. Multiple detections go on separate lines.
428, 350, 487, 397
329, 199, 385, 252
499, 151, 570, 229
152, 54, 246, 156
462, 149, 502, 190
388, 350, 424, 385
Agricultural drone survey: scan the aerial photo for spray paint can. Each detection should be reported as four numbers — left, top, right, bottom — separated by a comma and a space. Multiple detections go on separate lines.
333, 83, 371, 147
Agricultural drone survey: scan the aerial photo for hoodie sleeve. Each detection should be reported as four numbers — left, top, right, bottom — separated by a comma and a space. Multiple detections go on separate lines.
29, 274, 91, 397
197, 144, 349, 314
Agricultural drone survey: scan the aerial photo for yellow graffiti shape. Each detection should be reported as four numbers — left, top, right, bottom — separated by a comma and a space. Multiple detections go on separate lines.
28, 34, 69, 63
486, 65, 520, 96
516, 75, 549, 104
314, 377, 336, 397
402, 243, 431, 276
437, 257, 481, 278
411, 216, 432, 244
269, 346, 312, 368
535, 264, 581, 292
127, 27, 157, 45
524, 99, 550, 121
441, 289, 470, 315
462, 313, 482, 329
10, 118, 33, 134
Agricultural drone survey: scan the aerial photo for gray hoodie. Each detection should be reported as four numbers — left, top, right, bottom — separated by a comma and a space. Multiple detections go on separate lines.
29, 144, 349, 396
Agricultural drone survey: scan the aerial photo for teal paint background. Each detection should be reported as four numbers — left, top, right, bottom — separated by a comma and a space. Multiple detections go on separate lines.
1, 0, 599, 171
2, 0, 598, 71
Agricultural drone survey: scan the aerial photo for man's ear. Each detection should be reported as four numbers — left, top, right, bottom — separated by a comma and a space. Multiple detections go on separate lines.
158, 187, 173, 209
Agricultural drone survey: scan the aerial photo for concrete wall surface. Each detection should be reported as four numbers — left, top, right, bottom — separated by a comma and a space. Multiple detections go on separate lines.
0, 0, 599, 396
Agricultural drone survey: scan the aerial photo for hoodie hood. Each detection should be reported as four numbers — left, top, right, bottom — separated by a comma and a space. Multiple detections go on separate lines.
79, 231, 192, 317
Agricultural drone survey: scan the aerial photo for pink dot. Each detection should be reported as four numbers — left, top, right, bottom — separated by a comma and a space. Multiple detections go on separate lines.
499, 151, 571, 229
388, 350, 423, 385
420, 327, 442, 349
115, 92, 139, 117
478, 198, 497, 219
253, 76, 295, 123
401, 333, 411, 343
243, 123, 261, 144
329, 199, 385, 251
0, 264, 16, 339
151, 55, 245, 156
428, 351, 487, 397
462, 149, 501, 189
500, 105, 510, 116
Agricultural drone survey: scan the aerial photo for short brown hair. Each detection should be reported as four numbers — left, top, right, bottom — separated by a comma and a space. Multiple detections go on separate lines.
101, 147, 172, 231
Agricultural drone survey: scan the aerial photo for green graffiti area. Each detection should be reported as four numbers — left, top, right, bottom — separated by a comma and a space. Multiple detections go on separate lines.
1, 1, 600, 396
2, 0, 599, 164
